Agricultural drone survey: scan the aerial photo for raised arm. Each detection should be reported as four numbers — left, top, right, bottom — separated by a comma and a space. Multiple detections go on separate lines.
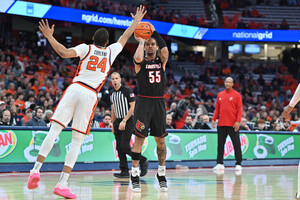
133, 35, 146, 73
147, 22, 169, 70
117, 5, 147, 48
39, 19, 77, 58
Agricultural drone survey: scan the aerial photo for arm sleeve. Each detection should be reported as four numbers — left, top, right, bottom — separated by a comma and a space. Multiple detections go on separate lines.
236, 93, 243, 122
71, 44, 89, 59
108, 42, 123, 64
289, 83, 300, 107
212, 94, 220, 121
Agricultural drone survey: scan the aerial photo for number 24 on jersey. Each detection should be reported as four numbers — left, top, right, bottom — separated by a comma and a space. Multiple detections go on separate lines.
87, 56, 107, 72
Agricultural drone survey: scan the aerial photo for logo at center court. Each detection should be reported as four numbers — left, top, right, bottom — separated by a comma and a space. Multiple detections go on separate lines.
135, 120, 145, 132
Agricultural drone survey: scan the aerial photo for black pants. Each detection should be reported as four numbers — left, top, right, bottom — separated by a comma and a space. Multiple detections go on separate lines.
113, 117, 146, 172
217, 126, 242, 165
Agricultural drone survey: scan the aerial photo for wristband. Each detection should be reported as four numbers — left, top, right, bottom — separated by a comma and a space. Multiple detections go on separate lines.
122, 120, 126, 123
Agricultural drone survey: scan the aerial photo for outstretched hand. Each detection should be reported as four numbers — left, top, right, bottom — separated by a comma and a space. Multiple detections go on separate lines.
130, 5, 147, 22
282, 105, 294, 121
39, 19, 54, 39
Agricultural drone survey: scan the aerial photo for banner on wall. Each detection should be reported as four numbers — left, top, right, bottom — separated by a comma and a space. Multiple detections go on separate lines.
0, 130, 299, 163
1, 0, 300, 42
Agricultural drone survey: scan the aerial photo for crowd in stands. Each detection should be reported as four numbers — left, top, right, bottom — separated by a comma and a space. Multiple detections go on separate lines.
221, 5, 290, 30
25, 0, 212, 28
0, 25, 299, 132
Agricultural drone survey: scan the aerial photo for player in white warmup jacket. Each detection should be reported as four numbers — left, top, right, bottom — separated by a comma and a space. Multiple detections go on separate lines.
27, 6, 146, 199
282, 83, 300, 199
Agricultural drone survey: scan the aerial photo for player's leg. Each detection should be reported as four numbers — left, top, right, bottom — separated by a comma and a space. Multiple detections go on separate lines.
229, 128, 242, 172
27, 122, 64, 189
214, 126, 228, 171
151, 99, 168, 191
296, 161, 300, 199
131, 136, 145, 192
53, 130, 86, 199
53, 84, 96, 198
154, 136, 168, 192
28, 86, 75, 189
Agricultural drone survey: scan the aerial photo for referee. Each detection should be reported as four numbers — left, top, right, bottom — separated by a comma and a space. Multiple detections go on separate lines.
110, 72, 149, 178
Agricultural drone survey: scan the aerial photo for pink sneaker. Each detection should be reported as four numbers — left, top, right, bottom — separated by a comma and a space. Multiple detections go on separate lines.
53, 184, 76, 199
27, 170, 40, 189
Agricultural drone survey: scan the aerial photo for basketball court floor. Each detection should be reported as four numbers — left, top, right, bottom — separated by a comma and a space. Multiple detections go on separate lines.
0, 166, 297, 199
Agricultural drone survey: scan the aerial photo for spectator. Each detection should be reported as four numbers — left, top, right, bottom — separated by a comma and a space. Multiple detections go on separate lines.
10, 104, 22, 126
167, 102, 177, 117
91, 107, 101, 128
181, 115, 193, 129
21, 108, 33, 126
25, 107, 47, 126
43, 109, 53, 127
273, 122, 281, 131
250, 6, 264, 18
248, 20, 259, 29
268, 20, 277, 29
239, 117, 251, 131
281, 120, 291, 131
174, 100, 189, 129
0, 109, 12, 126
237, 19, 247, 29
0, 101, 6, 113
15, 92, 25, 111
242, 6, 252, 17
166, 114, 174, 129
191, 88, 202, 103
25, 95, 36, 109
280, 19, 289, 30
99, 114, 112, 128
194, 114, 211, 129
255, 119, 267, 131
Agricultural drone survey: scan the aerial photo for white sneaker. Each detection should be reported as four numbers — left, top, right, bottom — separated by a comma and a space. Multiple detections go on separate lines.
235, 165, 242, 171
213, 164, 225, 171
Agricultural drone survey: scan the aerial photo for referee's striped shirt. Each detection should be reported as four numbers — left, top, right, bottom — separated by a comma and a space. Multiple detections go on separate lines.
109, 85, 135, 119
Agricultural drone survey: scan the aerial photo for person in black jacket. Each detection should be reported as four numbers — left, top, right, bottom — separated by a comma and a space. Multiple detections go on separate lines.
0, 109, 12, 126
110, 72, 148, 178
25, 106, 47, 127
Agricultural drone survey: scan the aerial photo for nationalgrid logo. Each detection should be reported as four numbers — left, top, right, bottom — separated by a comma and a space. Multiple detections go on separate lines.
82, 14, 133, 26
232, 31, 273, 40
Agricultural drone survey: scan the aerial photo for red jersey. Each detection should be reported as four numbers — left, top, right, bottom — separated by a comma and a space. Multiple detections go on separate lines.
212, 89, 243, 127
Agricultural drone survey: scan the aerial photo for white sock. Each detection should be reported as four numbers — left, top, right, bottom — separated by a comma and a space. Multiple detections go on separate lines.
32, 161, 42, 172
158, 165, 166, 176
132, 167, 140, 177
58, 172, 70, 186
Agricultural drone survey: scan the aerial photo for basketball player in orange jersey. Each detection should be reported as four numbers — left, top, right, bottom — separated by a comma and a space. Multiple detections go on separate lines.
27, 6, 146, 199
282, 83, 300, 199
130, 22, 169, 192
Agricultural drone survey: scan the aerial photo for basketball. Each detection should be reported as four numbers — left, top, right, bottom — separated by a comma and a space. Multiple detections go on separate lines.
134, 22, 152, 40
